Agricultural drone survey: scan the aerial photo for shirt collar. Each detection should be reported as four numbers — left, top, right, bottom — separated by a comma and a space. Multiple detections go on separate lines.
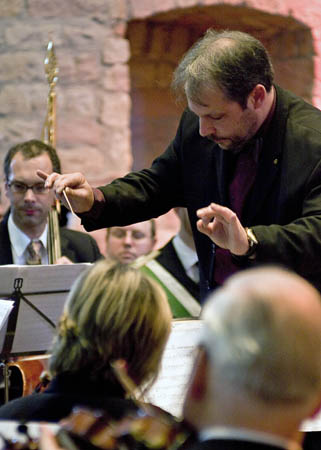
8, 212, 48, 261
199, 426, 301, 450
172, 234, 198, 271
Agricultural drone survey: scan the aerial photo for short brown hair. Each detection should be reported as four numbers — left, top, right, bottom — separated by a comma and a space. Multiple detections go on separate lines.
4, 139, 61, 180
172, 29, 274, 108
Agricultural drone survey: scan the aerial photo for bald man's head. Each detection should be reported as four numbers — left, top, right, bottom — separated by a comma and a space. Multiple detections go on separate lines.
184, 267, 321, 436
202, 267, 321, 403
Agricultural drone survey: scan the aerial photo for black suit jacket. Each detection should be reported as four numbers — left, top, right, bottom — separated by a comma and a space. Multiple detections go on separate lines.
186, 439, 286, 450
0, 214, 102, 265
81, 85, 321, 300
156, 240, 200, 302
0, 372, 137, 423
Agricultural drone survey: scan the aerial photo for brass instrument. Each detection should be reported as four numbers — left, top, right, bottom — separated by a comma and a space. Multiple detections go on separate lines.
2, 42, 62, 405
41, 40, 61, 264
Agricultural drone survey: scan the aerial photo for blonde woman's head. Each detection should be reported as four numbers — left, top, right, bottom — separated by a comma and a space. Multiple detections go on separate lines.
49, 260, 172, 389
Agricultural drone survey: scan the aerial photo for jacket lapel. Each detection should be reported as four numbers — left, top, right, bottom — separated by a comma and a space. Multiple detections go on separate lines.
60, 231, 76, 262
0, 214, 14, 265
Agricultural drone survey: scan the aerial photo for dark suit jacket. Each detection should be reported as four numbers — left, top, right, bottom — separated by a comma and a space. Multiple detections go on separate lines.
186, 439, 286, 450
0, 372, 137, 423
303, 432, 321, 450
0, 214, 102, 265
156, 239, 200, 302
81, 85, 321, 300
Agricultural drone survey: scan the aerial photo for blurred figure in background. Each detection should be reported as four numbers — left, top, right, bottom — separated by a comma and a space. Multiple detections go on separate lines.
105, 220, 156, 264
156, 208, 200, 301
139, 208, 201, 318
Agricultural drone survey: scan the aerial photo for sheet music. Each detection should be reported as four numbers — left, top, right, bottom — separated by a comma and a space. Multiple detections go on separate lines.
0, 300, 14, 329
146, 319, 203, 417
146, 319, 321, 431
0, 299, 14, 352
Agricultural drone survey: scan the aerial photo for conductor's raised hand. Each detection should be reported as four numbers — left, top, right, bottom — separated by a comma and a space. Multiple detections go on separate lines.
37, 171, 94, 214
196, 202, 249, 255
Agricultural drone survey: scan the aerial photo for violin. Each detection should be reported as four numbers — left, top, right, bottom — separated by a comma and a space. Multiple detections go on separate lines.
55, 403, 195, 450
51, 360, 196, 450
0, 404, 195, 450
0, 360, 196, 450
6, 355, 50, 400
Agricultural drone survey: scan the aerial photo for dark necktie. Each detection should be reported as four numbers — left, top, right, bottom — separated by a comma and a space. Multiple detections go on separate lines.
26, 240, 42, 265
214, 142, 259, 285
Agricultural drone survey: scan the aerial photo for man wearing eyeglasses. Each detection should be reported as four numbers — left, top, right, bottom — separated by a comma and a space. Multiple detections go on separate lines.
0, 139, 102, 265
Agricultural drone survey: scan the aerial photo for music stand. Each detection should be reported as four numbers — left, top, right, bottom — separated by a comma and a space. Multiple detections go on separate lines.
0, 263, 90, 402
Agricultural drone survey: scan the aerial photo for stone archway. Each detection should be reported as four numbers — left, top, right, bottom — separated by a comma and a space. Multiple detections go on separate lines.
127, 4, 313, 170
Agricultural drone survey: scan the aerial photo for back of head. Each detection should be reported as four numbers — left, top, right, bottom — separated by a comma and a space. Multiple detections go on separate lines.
50, 260, 172, 389
4, 139, 61, 180
172, 29, 274, 108
201, 267, 321, 407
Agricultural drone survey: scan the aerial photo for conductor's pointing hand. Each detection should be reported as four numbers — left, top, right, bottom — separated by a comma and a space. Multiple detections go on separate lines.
37, 170, 94, 214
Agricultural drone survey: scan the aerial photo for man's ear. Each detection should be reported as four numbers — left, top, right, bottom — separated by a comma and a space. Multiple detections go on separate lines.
188, 346, 209, 401
248, 84, 266, 109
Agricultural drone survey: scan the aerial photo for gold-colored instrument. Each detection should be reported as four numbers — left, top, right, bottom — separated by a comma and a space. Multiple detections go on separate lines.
3, 41, 61, 405
41, 40, 62, 264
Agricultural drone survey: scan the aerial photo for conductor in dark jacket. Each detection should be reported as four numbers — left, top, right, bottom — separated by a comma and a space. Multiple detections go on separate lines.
40, 30, 321, 300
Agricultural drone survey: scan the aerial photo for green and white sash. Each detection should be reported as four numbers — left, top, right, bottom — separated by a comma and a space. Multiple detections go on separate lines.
141, 259, 201, 318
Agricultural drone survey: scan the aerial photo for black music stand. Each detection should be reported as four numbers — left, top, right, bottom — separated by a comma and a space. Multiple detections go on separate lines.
0, 263, 90, 402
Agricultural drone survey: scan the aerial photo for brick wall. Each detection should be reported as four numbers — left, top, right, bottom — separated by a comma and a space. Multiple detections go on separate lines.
0, 0, 320, 251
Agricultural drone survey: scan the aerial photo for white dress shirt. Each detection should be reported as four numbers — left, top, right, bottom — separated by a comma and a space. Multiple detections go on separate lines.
172, 234, 199, 283
8, 213, 49, 265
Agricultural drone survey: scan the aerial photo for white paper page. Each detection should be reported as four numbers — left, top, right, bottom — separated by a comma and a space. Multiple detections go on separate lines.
0, 300, 14, 329
146, 319, 321, 431
301, 409, 321, 431
0, 300, 14, 352
146, 319, 203, 417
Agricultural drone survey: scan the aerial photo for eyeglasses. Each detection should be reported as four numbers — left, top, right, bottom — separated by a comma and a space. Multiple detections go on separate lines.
7, 181, 49, 195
